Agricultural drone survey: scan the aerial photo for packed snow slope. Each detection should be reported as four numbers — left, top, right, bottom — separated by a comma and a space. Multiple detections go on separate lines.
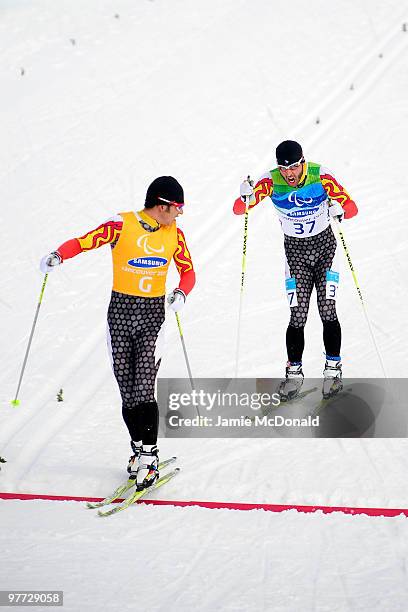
1, 1, 408, 610
2, 499, 408, 612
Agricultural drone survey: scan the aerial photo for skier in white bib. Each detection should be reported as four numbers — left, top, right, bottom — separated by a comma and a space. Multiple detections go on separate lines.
233, 141, 358, 399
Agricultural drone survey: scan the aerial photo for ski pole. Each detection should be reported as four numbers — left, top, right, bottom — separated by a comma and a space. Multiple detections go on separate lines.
11, 273, 49, 406
175, 312, 201, 418
333, 218, 388, 378
175, 312, 195, 389
234, 176, 253, 378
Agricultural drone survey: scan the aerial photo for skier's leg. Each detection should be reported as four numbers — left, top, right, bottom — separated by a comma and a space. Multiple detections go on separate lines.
322, 319, 341, 357
107, 291, 148, 474
279, 240, 314, 399
107, 292, 142, 439
284, 238, 314, 363
314, 227, 341, 356
132, 297, 165, 441
314, 228, 343, 396
286, 325, 305, 364
133, 297, 165, 489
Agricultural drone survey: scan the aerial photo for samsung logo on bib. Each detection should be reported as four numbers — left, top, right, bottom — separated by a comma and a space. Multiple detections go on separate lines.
128, 257, 168, 268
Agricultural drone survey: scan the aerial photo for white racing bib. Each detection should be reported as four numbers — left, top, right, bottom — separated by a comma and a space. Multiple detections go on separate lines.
278, 204, 330, 238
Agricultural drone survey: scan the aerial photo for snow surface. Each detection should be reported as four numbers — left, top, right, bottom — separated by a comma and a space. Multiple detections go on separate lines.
1, 0, 408, 610
3, 500, 408, 612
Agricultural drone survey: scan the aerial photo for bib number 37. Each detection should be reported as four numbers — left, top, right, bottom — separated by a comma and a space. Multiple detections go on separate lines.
293, 220, 316, 235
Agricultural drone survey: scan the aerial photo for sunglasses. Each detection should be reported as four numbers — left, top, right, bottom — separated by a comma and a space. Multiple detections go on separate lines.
158, 197, 184, 209
278, 157, 305, 170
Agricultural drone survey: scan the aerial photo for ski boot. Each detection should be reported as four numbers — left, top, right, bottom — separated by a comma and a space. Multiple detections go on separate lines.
136, 445, 159, 491
278, 362, 304, 402
322, 357, 343, 399
127, 440, 142, 478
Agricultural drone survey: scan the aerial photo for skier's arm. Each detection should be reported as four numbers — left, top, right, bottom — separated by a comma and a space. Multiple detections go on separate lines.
56, 217, 123, 261
40, 217, 123, 273
320, 168, 358, 219
173, 227, 195, 296
233, 174, 273, 215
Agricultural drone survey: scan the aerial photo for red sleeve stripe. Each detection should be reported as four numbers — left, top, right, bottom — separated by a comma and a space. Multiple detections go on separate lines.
77, 221, 123, 251
253, 178, 273, 207
321, 174, 352, 207
174, 228, 194, 274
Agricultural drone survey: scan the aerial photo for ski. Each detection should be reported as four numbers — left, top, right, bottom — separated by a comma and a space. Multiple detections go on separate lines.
97, 467, 180, 517
86, 456, 177, 510
278, 385, 318, 405
309, 389, 353, 418
247, 386, 318, 422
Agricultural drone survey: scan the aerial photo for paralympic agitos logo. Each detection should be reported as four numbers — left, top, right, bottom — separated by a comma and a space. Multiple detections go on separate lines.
288, 192, 314, 207
127, 233, 168, 268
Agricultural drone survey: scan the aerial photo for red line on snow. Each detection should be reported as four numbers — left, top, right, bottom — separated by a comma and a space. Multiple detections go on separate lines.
1, 491, 408, 518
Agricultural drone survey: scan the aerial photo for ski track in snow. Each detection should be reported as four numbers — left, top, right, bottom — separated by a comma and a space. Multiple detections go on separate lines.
262, 17, 408, 164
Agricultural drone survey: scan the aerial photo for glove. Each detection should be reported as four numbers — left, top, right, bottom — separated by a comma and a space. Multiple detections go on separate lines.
328, 201, 344, 222
167, 288, 186, 312
233, 197, 246, 215
342, 200, 358, 219
40, 251, 62, 273
240, 179, 254, 203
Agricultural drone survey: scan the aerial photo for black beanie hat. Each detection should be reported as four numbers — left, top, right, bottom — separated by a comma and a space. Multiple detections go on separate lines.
276, 140, 303, 166
145, 176, 184, 208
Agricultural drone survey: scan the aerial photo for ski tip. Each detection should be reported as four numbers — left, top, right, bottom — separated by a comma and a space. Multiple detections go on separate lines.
174, 467, 181, 473
10, 399, 20, 407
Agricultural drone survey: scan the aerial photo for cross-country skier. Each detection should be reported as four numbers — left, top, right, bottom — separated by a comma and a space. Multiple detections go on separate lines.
233, 141, 358, 400
41, 176, 195, 489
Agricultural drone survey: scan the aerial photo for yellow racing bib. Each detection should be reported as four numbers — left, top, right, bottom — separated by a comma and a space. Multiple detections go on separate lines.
112, 212, 177, 297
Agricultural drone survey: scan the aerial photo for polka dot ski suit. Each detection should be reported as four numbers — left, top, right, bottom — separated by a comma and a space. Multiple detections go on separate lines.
284, 226, 341, 363
107, 292, 165, 444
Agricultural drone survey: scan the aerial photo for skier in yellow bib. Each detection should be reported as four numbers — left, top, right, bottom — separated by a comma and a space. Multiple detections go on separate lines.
41, 176, 195, 490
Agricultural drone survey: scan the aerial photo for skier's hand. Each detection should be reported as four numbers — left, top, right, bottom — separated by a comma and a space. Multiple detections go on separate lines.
342, 200, 358, 219
328, 201, 344, 223
240, 179, 254, 203
167, 288, 186, 312
40, 251, 62, 273
233, 197, 246, 215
